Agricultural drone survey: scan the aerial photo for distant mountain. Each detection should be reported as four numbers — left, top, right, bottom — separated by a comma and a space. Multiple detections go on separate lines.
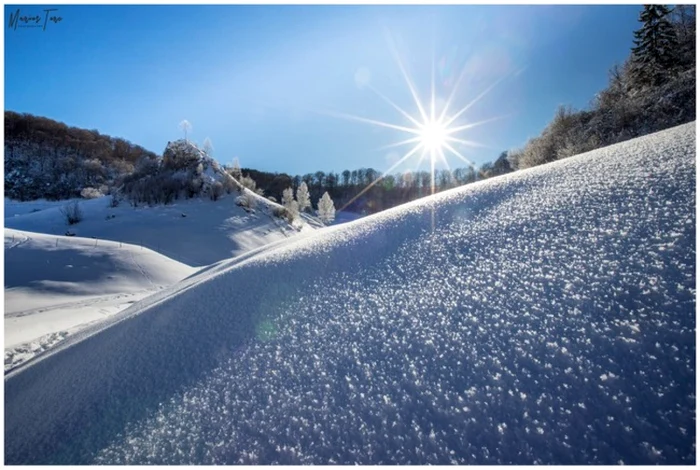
4, 111, 158, 201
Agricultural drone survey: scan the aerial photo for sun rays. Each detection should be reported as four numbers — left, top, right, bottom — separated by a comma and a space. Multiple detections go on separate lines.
327, 31, 511, 213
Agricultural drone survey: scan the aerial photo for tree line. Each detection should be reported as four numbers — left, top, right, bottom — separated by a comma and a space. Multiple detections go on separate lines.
507, 5, 695, 170
237, 151, 513, 215
5, 111, 157, 201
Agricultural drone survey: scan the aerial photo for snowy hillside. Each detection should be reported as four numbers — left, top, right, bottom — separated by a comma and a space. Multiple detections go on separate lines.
4, 192, 309, 267
5, 123, 695, 464
5, 139, 318, 266
4, 229, 197, 371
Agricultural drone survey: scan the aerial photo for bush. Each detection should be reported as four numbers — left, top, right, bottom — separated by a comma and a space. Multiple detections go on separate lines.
285, 200, 299, 224
236, 191, 257, 211
239, 175, 257, 192
272, 205, 287, 218
222, 176, 237, 194
80, 187, 103, 199
109, 194, 120, 207
210, 181, 224, 201
60, 201, 83, 225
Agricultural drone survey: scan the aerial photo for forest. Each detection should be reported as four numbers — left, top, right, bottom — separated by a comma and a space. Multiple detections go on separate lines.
4, 111, 157, 201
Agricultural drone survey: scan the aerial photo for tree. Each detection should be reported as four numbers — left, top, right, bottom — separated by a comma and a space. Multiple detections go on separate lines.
316, 191, 336, 224
671, 5, 696, 69
341, 170, 351, 187
630, 5, 678, 86
286, 200, 299, 223
179, 120, 192, 142
296, 181, 311, 213
282, 187, 295, 208
491, 151, 514, 176
231, 157, 242, 180
203, 137, 213, 157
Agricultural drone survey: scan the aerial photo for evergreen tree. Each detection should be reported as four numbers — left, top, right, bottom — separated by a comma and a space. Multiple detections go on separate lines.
630, 5, 678, 86
316, 191, 336, 224
296, 181, 311, 213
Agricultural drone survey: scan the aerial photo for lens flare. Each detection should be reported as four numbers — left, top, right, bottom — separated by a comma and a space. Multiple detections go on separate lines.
324, 30, 514, 213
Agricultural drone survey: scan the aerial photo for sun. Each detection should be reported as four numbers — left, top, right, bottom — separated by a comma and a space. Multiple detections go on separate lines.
419, 119, 448, 153
325, 31, 511, 212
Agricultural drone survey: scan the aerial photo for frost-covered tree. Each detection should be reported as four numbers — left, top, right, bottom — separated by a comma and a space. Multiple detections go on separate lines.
179, 120, 192, 142
630, 5, 678, 86
209, 181, 223, 201
671, 5, 696, 69
231, 157, 242, 180
202, 137, 213, 157
239, 175, 257, 192
286, 199, 299, 223
296, 181, 311, 213
316, 191, 336, 224
282, 187, 295, 208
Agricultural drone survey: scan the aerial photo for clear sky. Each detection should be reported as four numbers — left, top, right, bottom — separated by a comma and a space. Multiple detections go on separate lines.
5, 4, 643, 176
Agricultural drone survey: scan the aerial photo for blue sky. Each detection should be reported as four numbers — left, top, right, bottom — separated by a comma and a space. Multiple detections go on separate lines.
5, 4, 643, 175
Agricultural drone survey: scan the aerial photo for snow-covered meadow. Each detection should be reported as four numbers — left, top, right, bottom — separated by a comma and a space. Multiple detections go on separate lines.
4, 229, 197, 371
4, 190, 307, 267
4, 184, 318, 369
4, 123, 695, 464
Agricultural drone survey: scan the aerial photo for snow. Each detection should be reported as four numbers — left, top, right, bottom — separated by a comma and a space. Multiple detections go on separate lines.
4, 228, 197, 371
4, 191, 305, 267
4, 122, 695, 464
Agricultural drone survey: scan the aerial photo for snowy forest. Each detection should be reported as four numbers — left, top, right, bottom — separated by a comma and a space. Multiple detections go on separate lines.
4, 5, 695, 215
4, 112, 158, 201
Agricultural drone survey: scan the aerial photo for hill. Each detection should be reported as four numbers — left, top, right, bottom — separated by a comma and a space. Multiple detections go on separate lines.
4, 122, 695, 465
4, 229, 197, 371
4, 111, 158, 201
5, 191, 314, 267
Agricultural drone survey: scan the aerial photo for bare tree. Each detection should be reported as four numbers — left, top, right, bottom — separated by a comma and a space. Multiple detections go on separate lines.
179, 120, 192, 142
231, 157, 242, 180
203, 137, 213, 156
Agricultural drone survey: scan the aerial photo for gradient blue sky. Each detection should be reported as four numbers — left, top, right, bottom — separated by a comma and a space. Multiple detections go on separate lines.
5, 4, 643, 175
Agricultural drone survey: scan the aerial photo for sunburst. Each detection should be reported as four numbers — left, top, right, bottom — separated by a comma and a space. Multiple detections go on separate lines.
327, 31, 512, 212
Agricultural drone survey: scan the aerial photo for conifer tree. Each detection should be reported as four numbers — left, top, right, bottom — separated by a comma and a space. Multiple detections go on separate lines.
296, 181, 311, 213
630, 5, 678, 86
316, 191, 336, 224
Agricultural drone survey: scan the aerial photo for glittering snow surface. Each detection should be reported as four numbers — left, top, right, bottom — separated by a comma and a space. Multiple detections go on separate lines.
5, 123, 695, 465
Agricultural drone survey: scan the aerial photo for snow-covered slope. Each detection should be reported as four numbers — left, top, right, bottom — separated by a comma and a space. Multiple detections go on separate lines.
5, 123, 695, 465
4, 191, 306, 267
4, 229, 197, 371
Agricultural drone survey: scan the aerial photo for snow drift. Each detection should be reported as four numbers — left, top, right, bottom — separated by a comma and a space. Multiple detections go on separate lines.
4, 229, 197, 371
4, 123, 695, 464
